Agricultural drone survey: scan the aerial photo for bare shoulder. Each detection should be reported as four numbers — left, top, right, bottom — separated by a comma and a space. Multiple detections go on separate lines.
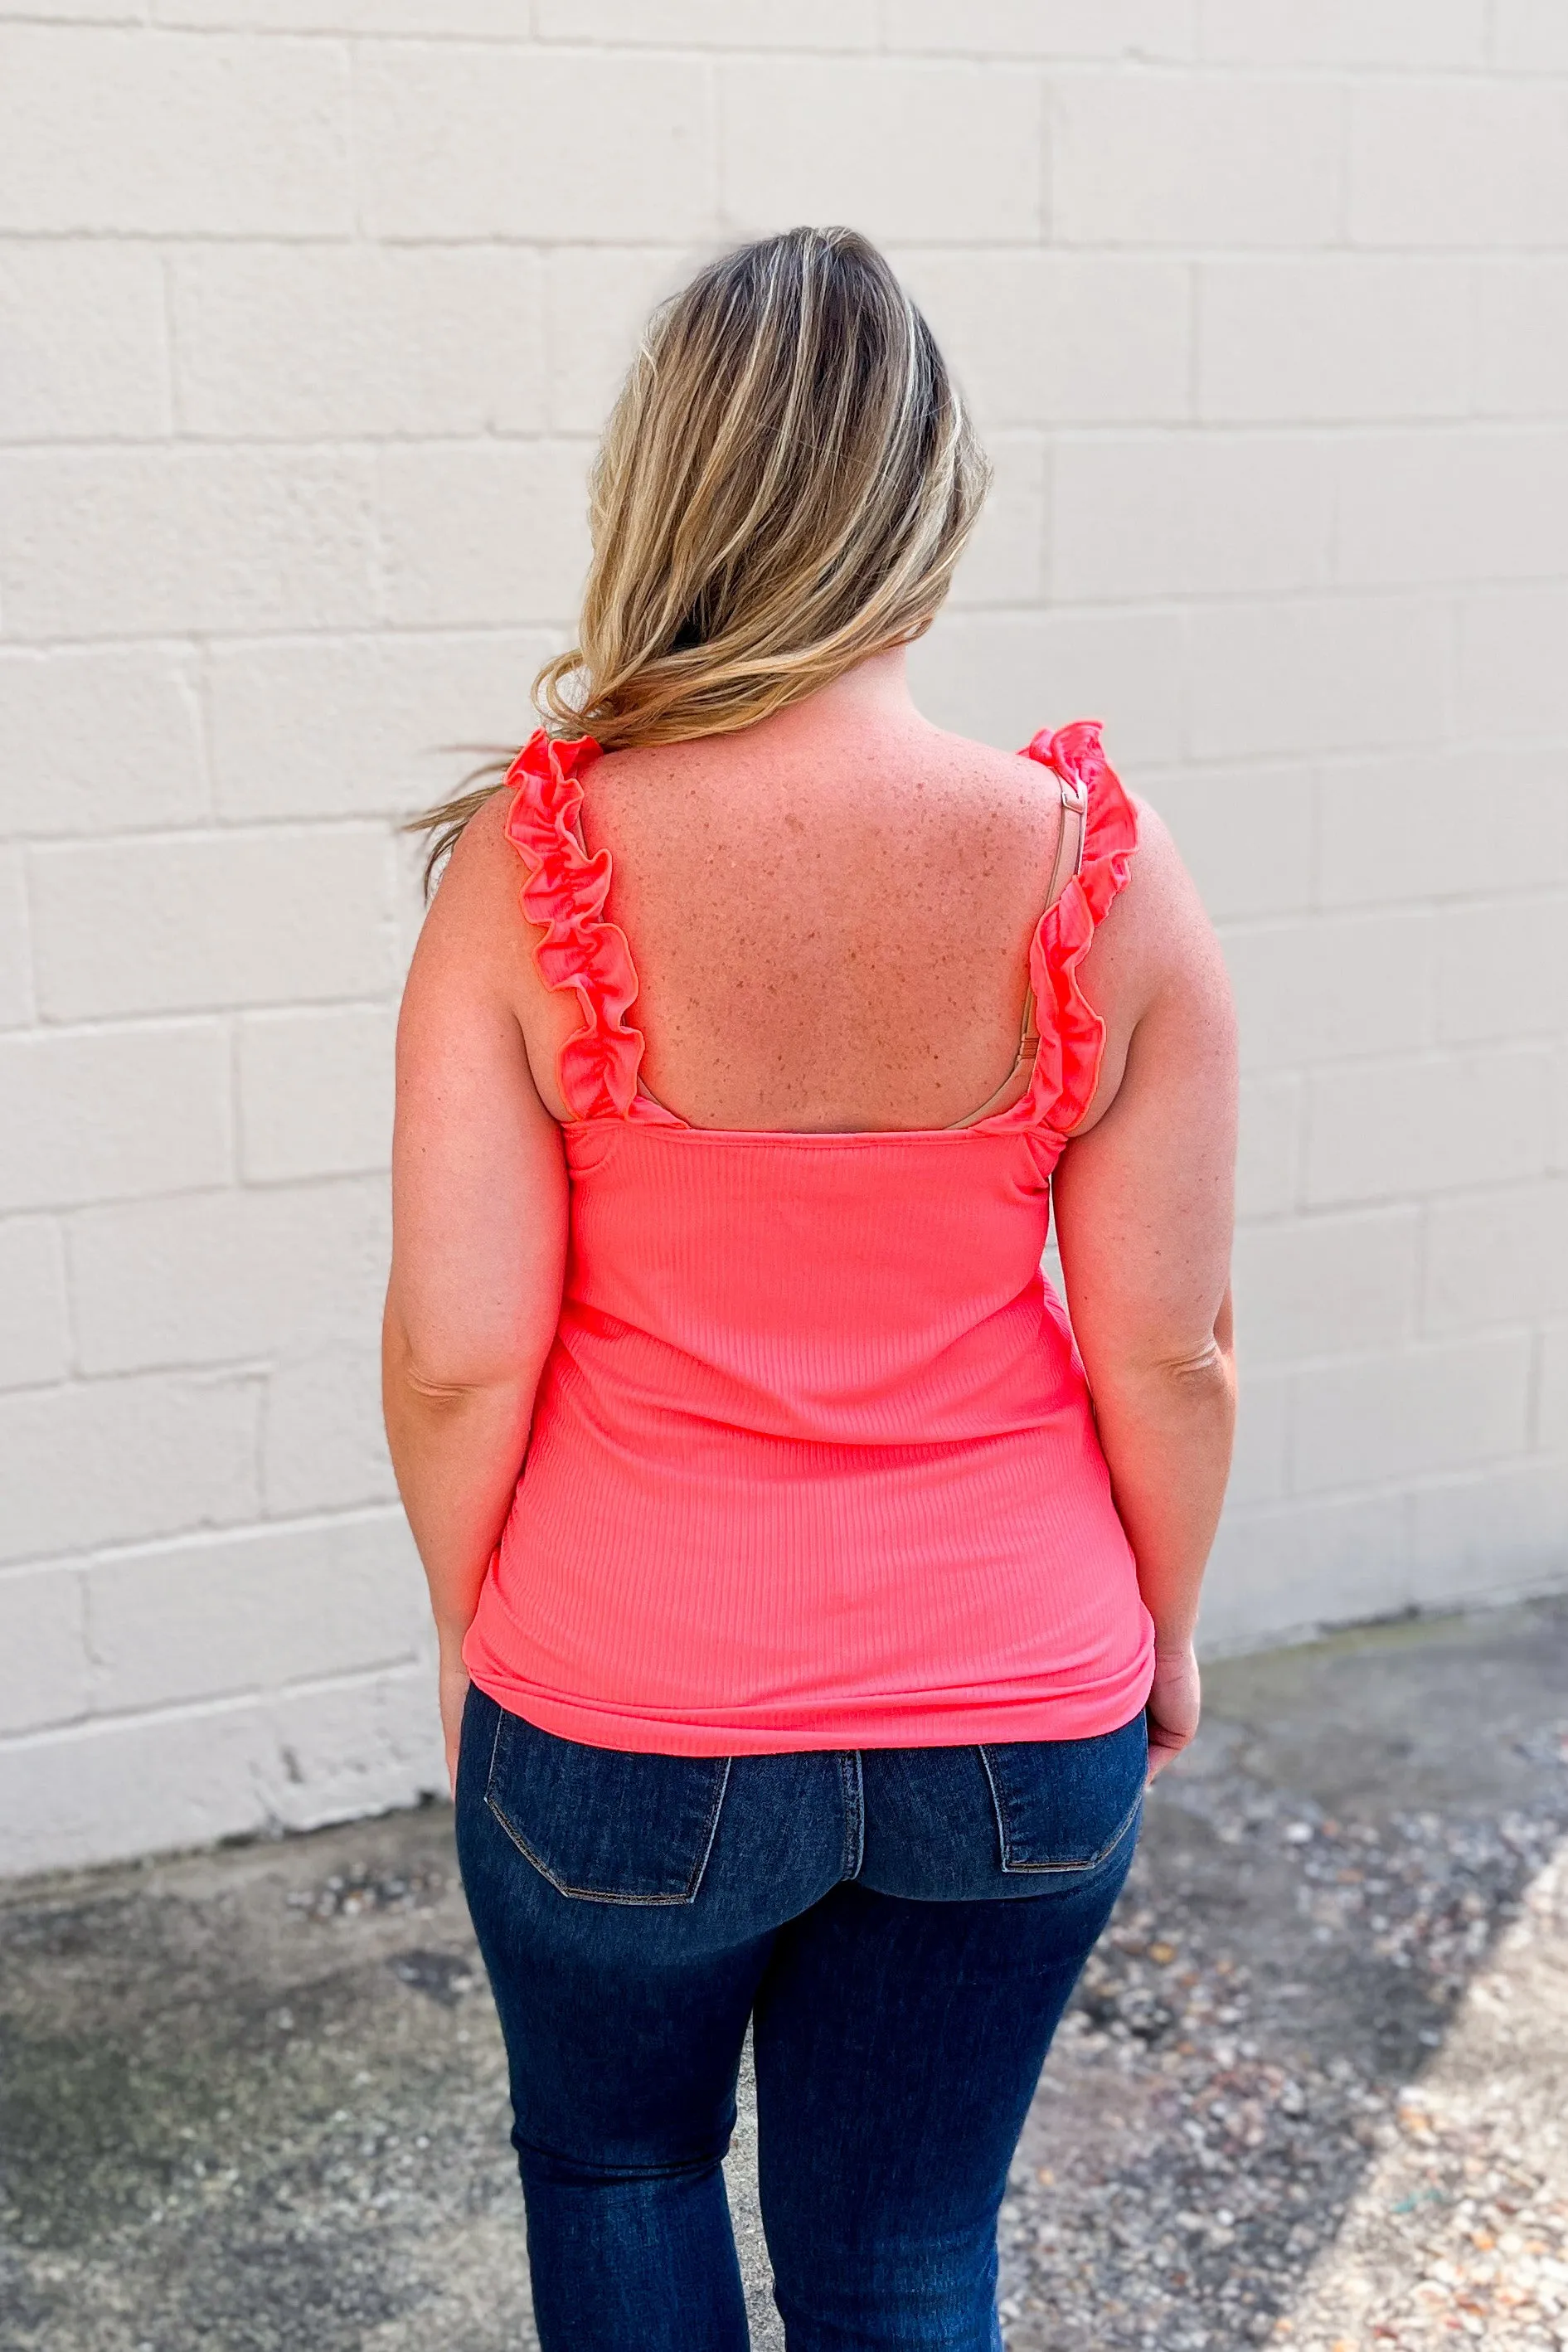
422, 787, 520, 940
410, 785, 549, 1002
405, 783, 582, 1119
1063, 794, 1234, 1135
1082, 795, 1230, 1023
402, 787, 535, 1009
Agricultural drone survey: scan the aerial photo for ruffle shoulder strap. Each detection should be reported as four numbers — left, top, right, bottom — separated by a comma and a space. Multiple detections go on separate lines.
502, 729, 680, 1125
999, 720, 1139, 1140
501, 720, 1138, 1138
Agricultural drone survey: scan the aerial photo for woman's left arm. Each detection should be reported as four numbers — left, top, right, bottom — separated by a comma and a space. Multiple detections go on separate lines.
382, 799, 569, 1789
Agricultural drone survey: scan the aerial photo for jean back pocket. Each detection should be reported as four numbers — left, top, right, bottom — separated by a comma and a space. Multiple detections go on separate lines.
483, 1707, 731, 1906
979, 1713, 1148, 1875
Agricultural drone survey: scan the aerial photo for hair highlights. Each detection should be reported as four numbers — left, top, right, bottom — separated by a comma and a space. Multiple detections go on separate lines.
411, 227, 988, 885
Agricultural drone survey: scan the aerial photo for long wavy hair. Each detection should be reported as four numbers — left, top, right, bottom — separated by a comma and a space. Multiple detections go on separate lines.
410, 226, 990, 887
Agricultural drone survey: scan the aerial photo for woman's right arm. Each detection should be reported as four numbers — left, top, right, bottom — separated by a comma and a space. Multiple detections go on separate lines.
1049, 809, 1239, 1777
383, 798, 570, 1789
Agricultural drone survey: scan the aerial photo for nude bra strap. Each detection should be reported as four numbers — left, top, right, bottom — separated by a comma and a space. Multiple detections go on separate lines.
1041, 766, 1090, 920
1007, 770, 1089, 1062
943, 771, 1092, 1128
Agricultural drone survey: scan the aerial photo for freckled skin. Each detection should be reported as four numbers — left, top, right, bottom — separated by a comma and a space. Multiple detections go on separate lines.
511, 678, 1078, 1135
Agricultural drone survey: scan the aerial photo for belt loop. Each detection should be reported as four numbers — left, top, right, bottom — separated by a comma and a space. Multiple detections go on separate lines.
838, 1752, 865, 1882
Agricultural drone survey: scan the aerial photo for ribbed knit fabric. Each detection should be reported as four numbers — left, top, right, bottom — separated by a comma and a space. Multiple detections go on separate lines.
463, 721, 1155, 1754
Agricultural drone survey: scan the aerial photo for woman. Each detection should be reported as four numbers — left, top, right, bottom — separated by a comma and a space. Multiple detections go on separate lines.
385, 227, 1235, 2351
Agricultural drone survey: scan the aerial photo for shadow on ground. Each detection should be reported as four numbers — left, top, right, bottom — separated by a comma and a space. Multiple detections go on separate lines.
2, 1598, 1565, 2350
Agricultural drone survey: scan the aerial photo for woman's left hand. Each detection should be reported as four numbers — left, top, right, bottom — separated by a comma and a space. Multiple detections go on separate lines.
439, 1648, 471, 1797
1145, 1642, 1201, 1781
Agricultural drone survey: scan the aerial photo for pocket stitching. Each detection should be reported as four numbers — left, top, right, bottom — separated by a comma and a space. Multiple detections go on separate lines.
483, 1717, 732, 1907
978, 1747, 1144, 1876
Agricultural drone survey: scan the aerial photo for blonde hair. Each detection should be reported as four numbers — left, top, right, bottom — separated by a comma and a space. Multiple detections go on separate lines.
412, 226, 989, 885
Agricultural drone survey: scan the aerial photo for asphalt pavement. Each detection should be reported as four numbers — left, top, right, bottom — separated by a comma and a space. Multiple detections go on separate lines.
2, 1596, 1565, 2350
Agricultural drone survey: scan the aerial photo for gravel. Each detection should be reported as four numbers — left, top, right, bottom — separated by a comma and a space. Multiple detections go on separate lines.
996, 1749, 1568, 2347
2, 1596, 1565, 2352
1284, 1835, 1568, 2352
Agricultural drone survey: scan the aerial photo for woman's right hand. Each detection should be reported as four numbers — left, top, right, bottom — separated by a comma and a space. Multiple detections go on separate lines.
1145, 1643, 1201, 1780
439, 1646, 472, 1798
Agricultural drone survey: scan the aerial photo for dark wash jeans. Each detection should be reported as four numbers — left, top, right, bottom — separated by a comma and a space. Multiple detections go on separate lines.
455, 1685, 1146, 2352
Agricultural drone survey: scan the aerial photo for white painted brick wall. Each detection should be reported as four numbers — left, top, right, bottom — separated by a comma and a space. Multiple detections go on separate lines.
2, 12, 1566, 1874
29, 827, 396, 1018
1476, 261, 1568, 412
1196, 258, 1473, 422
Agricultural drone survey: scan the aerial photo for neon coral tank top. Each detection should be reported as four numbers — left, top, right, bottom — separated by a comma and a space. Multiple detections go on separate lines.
463, 721, 1156, 1755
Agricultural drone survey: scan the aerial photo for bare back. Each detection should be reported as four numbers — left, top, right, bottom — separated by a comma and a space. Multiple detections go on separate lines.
497, 680, 1147, 1140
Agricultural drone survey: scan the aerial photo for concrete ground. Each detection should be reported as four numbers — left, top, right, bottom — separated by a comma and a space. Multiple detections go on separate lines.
2, 1597, 1566, 2352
